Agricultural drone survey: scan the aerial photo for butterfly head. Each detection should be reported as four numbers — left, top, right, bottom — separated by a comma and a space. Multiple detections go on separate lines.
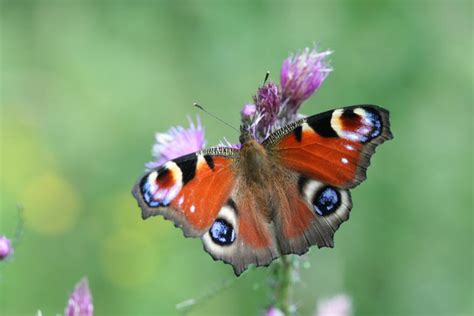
239, 124, 255, 145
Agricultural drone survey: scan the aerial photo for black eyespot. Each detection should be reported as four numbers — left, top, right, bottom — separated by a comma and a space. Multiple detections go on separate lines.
209, 219, 236, 246
313, 186, 341, 216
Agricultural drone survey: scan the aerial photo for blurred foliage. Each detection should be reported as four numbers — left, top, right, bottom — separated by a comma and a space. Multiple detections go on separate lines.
0, 1, 472, 315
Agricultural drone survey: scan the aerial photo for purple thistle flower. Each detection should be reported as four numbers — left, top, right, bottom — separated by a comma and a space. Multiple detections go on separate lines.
281, 47, 332, 114
243, 82, 282, 141
146, 116, 206, 169
0, 235, 13, 260
254, 82, 281, 128
242, 46, 332, 143
315, 294, 352, 316
65, 278, 93, 316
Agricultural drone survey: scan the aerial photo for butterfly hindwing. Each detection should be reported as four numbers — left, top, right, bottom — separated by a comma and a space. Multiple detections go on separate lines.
201, 185, 279, 275
272, 172, 352, 255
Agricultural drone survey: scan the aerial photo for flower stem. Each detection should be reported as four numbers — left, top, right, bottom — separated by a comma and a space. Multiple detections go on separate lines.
274, 255, 294, 315
13, 205, 24, 246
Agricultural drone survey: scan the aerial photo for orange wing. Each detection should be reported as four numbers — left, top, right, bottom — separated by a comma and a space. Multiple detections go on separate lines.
132, 105, 392, 275
132, 147, 279, 276
265, 105, 392, 253
272, 173, 353, 255
132, 149, 238, 237
265, 105, 393, 189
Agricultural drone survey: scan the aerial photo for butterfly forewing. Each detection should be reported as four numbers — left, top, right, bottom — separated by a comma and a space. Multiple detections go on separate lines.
265, 105, 393, 189
132, 149, 238, 237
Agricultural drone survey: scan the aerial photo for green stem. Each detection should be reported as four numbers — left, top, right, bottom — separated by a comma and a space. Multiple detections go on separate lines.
13, 205, 25, 246
274, 255, 294, 315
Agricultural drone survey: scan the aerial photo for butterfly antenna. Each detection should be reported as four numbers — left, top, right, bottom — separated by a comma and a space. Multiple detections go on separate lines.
263, 71, 270, 85
194, 103, 240, 134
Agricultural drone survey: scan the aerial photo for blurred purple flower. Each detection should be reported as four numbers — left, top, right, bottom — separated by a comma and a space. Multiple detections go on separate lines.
265, 306, 285, 316
315, 294, 352, 316
281, 47, 332, 113
0, 235, 13, 260
65, 278, 93, 316
146, 116, 206, 169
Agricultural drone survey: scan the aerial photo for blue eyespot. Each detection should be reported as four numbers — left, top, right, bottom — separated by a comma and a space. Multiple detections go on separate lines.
210, 219, 236, 246
365, 110, 382, 141
140, 175, 170, 208
313, 186, 341, 216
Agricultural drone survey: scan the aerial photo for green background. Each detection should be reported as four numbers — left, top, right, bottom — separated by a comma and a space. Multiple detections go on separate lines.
1, 1, 472, 315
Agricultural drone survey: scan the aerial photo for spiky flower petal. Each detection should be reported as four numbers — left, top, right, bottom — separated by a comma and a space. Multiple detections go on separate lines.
217, 137, 241, 149
281, 47, 332, 113
146, 116, 206, 169
243, 82, 282, 141
254, 82, 281, 128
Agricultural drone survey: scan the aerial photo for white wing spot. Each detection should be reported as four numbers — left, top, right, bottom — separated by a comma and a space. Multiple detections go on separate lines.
345, 144, 354, 151
302, 122, 312, 132
341, 158, 349, 164
190, 205, 196, 213
178, 196, 184, 206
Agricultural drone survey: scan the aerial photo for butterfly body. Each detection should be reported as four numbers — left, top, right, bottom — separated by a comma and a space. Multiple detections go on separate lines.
238, 136, 273, 186
133, 105, 393, 275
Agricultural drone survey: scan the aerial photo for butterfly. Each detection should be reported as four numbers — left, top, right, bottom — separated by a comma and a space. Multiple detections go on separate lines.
132, 105, 392, 276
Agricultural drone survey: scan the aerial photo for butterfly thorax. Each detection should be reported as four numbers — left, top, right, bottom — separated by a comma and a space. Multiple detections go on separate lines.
239, 136, 272, 185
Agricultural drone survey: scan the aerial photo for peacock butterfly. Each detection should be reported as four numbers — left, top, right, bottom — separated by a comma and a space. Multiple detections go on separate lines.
132, 105, 392, 275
